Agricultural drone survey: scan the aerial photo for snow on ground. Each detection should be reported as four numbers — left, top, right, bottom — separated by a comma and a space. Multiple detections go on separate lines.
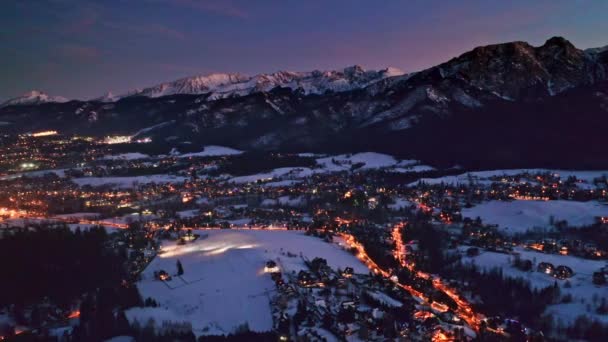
131, 230, 367, 336
545, 302, 608, 326
99, 212, 158, 225
178, 146, 243, 158
228, 167, 314, 184
393, 164, 436, 173
66, 223, 122, 233
227, 153, 433, 185
104, 336, 135, 342
261, 180, 302, 187
300, 327, 339, 342
72, 175, 187, 188
0, 217, 120, 233
388, 197, 414, 211
0, 313, 13, 326
367, 291, 403, 308
177, 210, 199, 218
54, 212, 101, 219
278, 196, 305, 207
49, 326, 74, 338
0, 168, 70, 180
101, 153, 151, 160
461, 247, 608, 324
227, 218, 251, 226
316, 152, 398, 171
261, 196, 305, 207
462, 200, 608, 234
132, 121, 175, 137
410, 169, 608, 187
297, 153, 323, 158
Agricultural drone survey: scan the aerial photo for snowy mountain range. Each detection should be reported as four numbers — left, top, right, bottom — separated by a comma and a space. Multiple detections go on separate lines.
1, 66, 404, 107
0, 90, 68, 107
2, 36, 608, 168
119, 65, 404, 100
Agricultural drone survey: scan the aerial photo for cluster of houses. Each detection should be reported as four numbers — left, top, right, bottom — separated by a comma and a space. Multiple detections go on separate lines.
267, 257, 414, 340
525, 239, 605, 260
536, 262, 574, 280
262, 254, 478, 341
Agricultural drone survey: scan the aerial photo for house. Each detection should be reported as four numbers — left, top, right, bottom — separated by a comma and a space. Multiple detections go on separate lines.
264, 260, 280, 273
341, 267, 354, 278
341, 300, 356, 310
593, 272, 606, 285
554, 265, 574, 279
298, 271, 313, 286
537, 262, 555, 275
156, 270, 171, 281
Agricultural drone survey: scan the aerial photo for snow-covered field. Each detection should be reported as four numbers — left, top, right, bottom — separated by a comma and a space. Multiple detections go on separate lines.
0, 217, 122, 233
229, 167, 314, 184
316, 152, 398, 171
101, 153, 151, 160
72, 175, 187, 188
462, 247, 608, 325
178, 145, 243, 158
227, 152, 433, 185
130, 230, 367, 336
54, 212, 101, 219
0, 168, 69, 180
462, 200, 608, 234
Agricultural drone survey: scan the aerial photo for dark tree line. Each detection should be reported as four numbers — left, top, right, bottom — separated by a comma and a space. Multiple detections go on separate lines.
0, 225, 127, 308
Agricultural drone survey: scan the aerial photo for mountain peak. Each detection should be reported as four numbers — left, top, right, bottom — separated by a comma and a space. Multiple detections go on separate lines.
542, 36, 574, 49
93, 91, 119, 102
1, 90, 68, 108
343, 65, 366, 75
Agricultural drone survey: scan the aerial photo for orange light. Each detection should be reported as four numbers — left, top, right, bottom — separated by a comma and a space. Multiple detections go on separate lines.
31, 130, 58, 137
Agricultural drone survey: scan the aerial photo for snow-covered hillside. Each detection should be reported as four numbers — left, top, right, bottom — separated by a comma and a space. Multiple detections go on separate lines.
1, 90, 68, 107
121, 65, 404, 100
462, 200, 608, 234
71, 175, 187, 189
130, 230, 367, 336
178, 145, 243, 158
462, 246, 608, 325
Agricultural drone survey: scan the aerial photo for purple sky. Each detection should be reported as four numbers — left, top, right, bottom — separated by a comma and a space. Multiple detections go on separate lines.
2, 0, 607, 101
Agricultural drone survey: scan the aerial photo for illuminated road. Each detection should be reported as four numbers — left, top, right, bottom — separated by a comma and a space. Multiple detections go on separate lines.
339, 226, 484, 337
391, 223, 483, 331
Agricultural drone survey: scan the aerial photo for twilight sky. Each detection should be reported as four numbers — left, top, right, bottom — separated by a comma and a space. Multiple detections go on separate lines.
1, 0, 607, 101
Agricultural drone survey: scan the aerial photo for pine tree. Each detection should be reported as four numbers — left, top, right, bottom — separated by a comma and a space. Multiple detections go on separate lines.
177, 260, 184, 276
114, 310, 131, 336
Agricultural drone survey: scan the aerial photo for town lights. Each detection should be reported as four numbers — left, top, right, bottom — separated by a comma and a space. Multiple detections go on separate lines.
31, 130, 58, 137
20, 162, 37, 170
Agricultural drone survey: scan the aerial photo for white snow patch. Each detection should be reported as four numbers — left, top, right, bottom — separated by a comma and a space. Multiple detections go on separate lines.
462, 200, 608, 234
316, 152, 397, 171
178, 146, 243, 158
132, 230, 367, 336
101, 153, 151, 160
72, 175, 187, 189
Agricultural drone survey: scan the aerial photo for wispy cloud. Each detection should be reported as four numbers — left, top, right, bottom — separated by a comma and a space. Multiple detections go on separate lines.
154, 63, 207, 74
104, 21, 186, 41
55, 43, 101, 60
61, 4, 100, 34
156, 0, 249, 18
